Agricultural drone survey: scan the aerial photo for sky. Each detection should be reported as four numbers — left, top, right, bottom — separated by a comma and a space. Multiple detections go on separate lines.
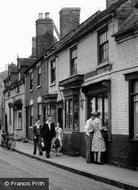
0, 0, 106, 72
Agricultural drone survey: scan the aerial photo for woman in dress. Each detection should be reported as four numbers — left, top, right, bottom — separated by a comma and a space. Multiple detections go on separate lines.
91, 112, 106, 164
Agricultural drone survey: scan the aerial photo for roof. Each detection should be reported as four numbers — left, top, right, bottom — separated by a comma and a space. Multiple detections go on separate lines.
45, 0, 128, 57
17, 57, 36, 67
8, 63, 18, 73
25, 0, 128, 72
113, 12, 138, 39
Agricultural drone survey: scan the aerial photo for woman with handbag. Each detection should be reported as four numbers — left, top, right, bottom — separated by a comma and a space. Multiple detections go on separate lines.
91, 112, 106, 164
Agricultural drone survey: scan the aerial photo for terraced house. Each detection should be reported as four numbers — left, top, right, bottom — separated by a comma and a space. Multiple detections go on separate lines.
3, 58, 34, 139
3, 0, 138, 170
39, 0, 138, 169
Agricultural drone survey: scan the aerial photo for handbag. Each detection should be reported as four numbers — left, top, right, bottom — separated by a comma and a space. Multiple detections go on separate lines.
101, 129, 108, 141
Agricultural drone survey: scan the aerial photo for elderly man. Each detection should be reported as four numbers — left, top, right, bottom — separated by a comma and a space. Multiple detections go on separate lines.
84, 113, 95, 163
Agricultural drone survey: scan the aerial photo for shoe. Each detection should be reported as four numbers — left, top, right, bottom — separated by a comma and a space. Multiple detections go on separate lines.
97, 162, 103, 165
39, 152, 43, 156
86, 161, 91, 163
46, 153, 50, 158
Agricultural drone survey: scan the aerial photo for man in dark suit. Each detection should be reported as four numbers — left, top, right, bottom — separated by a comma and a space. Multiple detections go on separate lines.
33, 119, 43, 155
42, 115, 56, 158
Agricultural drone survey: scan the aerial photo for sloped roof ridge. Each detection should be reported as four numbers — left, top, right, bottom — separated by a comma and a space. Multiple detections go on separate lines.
114, 11, 138, 36
46, 0, 128, 56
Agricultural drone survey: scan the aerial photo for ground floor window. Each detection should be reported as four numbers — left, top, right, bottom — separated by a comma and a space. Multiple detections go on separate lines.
45, 103, 56, 124
88, 93, 109, 127
130, 80, 138, 139
14, 109, 22, 130
30, 105, 33, 126
37, 103, 41, 120
65, 96, 79, 131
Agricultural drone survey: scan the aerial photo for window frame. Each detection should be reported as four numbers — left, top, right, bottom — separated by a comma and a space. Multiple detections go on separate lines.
98, 26, 109, 64
70, 46, 77, 76
37, 103, 41, 120
129, 79, 138, 140
50, 59, 56, 84
30, 72, 33, 90
29, 105, 33, 126
37, 67, 41, 86
65, 96, 79, 131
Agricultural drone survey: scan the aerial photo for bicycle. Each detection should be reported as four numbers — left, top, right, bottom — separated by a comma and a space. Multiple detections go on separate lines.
0, 133, 16, 151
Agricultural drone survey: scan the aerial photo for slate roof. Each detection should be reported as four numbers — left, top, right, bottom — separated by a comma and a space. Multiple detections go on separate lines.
25, 0, 128, 72
17, 57, 36, 67
113, 12, 138, 38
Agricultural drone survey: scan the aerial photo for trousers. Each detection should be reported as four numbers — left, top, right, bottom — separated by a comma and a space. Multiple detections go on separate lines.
85, 133, 93, 162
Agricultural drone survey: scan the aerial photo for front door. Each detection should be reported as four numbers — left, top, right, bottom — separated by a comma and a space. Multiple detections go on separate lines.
58, 108, 63, 128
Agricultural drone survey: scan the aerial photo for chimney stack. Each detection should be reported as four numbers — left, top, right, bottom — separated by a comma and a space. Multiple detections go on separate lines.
31, 37, 36, 58
59, 7, 80, 38
36, 12, 54, 57
38, 13, 43, 19
45, 12, 50, 18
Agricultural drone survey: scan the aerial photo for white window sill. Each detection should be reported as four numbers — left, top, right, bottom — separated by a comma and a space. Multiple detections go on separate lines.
97, 61, 109, 69
50, 82, 56, 87
29, 89, 33, 92
37, 85, 41, 89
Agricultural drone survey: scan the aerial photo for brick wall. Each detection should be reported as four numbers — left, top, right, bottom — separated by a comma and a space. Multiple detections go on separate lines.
59, 8, 80, 38
25, 60, 47, 128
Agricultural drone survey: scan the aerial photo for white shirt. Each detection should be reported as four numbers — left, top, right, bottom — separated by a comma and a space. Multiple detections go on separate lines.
46, 121, 52, 130
84, 118, 93, 136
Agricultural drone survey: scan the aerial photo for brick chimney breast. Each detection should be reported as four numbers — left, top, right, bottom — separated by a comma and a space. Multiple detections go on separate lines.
59, 7, 80, 38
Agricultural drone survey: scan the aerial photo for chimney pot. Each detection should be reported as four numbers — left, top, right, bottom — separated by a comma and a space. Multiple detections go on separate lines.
45, 12, 50, 18
38, 13, 43, 19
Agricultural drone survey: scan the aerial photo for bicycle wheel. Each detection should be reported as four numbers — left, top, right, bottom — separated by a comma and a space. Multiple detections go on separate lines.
8, 139, 16, 150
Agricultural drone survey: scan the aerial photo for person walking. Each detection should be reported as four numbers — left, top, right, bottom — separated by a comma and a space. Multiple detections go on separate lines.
91, 112, 106, 164
42, 115, 56, 158
33, 119, 43, 155
84, 113, 95, 163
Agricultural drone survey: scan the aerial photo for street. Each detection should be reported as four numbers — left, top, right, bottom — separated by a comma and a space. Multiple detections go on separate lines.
0, 147, 123, 190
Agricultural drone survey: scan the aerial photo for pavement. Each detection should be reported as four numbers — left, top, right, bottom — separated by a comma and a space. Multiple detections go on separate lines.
15, 141, 138, 190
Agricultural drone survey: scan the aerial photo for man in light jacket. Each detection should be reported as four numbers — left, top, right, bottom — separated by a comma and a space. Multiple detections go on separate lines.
84, 112, 95, 163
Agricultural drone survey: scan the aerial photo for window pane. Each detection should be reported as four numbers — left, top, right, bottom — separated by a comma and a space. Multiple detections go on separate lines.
65, 100, 69, 128
74, 98, 79, 130
133, 95, 138, 138
69, 99, 73, 129
72, 49, 77, 59
133, 81, 138, 93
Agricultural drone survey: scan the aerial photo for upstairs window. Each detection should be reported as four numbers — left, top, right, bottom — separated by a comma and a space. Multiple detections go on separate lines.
70, 46, 77, 75
50, 59, 56, 84
30, 73, 33, 90
37, 67, 41, 86
98, 28, 108, 64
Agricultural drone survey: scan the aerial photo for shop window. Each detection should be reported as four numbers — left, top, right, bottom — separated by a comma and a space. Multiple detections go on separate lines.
50, 59, 56, 84
30, 105, 33, 126
9, 106, 12, 125
37, 67, 41, 86
130, 80, 138, 139
65, 97, 79, 131
15, 110, 22, 130
70, 46, 77, 76
30, 73, 33, 90
89, 93, 109, 126
98, 27, 108, 64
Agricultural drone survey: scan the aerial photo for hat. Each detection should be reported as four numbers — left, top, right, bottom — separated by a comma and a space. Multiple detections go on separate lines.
93, 111, 100, 117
